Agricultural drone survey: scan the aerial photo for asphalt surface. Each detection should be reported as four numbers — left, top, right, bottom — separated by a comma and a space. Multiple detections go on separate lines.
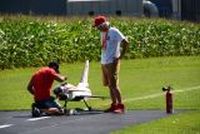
0, 110, 177, 134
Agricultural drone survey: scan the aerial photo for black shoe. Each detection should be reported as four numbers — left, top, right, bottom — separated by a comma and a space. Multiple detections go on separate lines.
31, 103, 41, 117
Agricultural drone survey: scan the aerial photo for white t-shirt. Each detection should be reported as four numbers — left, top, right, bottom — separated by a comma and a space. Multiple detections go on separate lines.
100, 27, 125, 65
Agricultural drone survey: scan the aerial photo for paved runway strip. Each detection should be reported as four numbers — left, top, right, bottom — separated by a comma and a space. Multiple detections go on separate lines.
0, 110, 182, 134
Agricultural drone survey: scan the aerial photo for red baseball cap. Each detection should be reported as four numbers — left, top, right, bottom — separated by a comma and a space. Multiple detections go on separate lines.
93, 15, 107, 27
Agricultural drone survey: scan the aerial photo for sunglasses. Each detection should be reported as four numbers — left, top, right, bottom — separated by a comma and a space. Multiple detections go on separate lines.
97, 23, 105, 30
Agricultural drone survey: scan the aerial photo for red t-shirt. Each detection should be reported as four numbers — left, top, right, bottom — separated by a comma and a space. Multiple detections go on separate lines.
31, 67, 58, 101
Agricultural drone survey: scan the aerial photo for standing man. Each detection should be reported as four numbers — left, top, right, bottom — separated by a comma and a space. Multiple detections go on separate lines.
27, 61, 67, 117
93, 16, 129, 113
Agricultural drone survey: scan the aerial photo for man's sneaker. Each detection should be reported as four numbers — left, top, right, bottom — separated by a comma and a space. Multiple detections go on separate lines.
104, 103, 117, 113
113, 103, 126, 114
31, 103, 41, 117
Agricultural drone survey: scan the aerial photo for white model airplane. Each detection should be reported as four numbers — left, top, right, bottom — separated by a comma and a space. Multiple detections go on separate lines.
53, 60, 107, 113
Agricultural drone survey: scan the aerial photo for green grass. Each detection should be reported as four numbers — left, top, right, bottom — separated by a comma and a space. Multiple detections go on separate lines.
112, 110, 200, 134
1, 56, 199, 110
0, 56, 200, 133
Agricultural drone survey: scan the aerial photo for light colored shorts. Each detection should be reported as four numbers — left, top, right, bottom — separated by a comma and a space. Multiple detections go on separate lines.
101, 61, 120, 88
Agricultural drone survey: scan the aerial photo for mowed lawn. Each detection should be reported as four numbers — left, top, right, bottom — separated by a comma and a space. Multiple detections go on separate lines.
0, 56, 200, 133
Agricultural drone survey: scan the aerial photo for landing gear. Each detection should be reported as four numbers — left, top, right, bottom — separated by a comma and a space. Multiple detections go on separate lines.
62, 99, 103, 116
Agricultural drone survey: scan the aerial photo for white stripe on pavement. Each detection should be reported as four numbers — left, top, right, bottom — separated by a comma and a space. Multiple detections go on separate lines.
0, 117, 51, 130
26, 116, 51, 122
0, 124, 14, 129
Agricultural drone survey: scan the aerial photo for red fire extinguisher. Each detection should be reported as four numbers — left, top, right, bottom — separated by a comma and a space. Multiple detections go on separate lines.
162, 86, 173, 114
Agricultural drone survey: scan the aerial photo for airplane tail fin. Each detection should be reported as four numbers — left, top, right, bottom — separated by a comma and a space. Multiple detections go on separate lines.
77, 60, 89, 88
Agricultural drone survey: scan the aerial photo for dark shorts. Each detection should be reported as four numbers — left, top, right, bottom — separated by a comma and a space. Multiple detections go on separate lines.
35, 96, 61, 109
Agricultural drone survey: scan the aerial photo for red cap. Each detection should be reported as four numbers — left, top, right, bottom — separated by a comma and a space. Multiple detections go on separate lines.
93, 15, 107, 27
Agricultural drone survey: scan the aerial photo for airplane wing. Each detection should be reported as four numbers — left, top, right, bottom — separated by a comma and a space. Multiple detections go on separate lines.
86, 95, 109, 100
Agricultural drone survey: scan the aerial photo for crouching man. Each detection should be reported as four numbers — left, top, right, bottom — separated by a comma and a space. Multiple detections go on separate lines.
27, 61, 67, 117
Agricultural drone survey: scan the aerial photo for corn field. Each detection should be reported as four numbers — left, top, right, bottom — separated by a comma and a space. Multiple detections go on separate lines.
0, 16, 199, 69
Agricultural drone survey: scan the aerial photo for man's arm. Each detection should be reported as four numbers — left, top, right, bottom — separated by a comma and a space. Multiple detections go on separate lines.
119, 38, 129, 59
27, 77, 35, 95
54, 74, 67, 82
113, 38, 129, 64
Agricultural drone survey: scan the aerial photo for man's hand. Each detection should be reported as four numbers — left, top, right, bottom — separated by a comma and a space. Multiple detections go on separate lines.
113, 57, 120, 65
119, 39, 129, 59
55, 75, 67, 82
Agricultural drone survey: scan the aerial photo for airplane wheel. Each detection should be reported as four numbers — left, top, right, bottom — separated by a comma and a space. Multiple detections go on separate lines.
66, 109, 76, 116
